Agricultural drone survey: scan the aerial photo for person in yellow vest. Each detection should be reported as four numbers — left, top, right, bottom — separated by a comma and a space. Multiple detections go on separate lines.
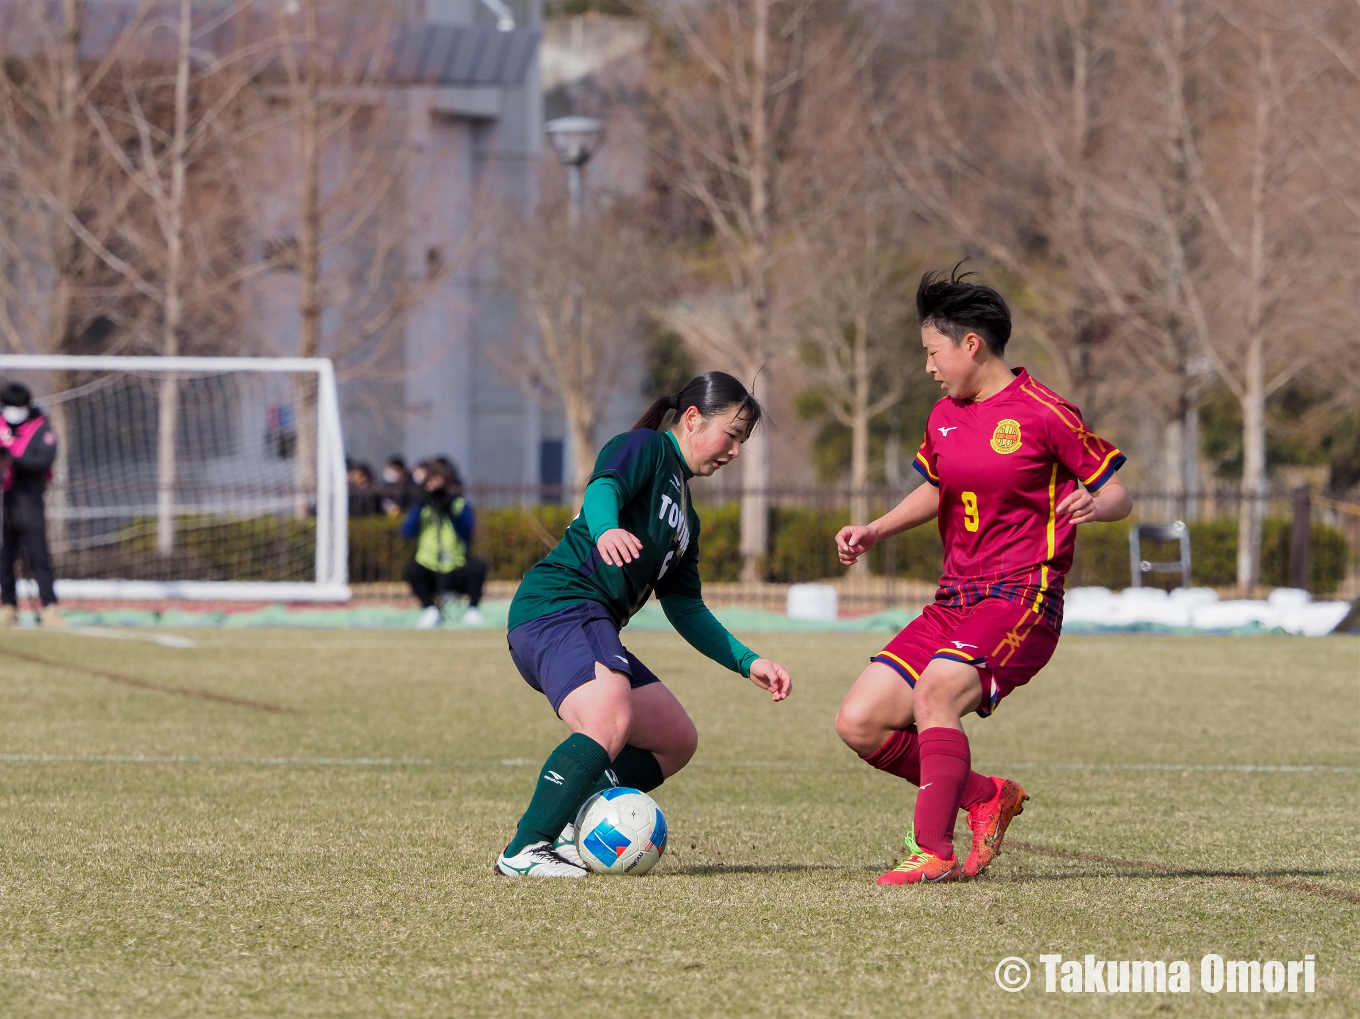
400, 459, 487, 628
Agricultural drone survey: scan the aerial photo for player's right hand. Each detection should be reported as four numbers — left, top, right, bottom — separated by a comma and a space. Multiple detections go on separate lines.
835, 524, 877, 566
748, 658, 792, 701
597, 528, 643, 567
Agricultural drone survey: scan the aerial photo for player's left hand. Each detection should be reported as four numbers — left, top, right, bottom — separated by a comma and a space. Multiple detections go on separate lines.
748, 659, 791, 702
1057, 488, 1098, 524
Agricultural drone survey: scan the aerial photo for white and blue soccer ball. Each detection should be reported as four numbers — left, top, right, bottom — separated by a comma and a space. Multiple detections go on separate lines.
573, 787, 668, 875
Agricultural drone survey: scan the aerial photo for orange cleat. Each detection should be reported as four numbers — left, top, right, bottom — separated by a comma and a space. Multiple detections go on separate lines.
877, 834, 964, 885
963, 777, 1028, 878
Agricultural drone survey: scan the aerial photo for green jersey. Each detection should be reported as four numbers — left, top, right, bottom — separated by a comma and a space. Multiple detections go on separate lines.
510, 429, 703, 630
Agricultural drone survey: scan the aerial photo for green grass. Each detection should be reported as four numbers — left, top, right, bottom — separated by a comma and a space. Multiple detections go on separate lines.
0, 629, 1357, 1017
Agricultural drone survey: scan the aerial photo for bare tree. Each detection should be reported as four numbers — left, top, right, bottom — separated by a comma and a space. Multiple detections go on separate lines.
869, 0, 1126, 426
648, 0, 835, 580
1302, 1, 1360, 434
777, 19, 912, 535
790, 191, 913, 541
0, 0, 152, 357
76, 0, 269, 553
265, 0, 466, 509
1154, 3, 1336, 592
498, 191, 654, 498
1069, 0, 1220, 517
870, 0, 1347, 592
0, 0, 157, 550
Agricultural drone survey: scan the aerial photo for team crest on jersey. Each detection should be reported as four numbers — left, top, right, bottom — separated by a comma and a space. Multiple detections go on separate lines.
990, 418, 1022, 454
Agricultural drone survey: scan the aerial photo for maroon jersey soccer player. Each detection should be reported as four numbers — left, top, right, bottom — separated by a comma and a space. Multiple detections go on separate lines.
834, 267, 1131, 885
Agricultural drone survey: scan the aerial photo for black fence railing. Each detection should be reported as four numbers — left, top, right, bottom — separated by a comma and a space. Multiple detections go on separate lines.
342, 485, 1360, 598
19, 484, 1353, 599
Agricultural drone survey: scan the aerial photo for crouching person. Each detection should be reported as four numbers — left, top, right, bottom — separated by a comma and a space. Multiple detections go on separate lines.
401, 459, 488, 628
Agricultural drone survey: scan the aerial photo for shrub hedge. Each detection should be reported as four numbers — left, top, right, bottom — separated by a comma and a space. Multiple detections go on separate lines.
346, 505, 1351, 595
58, 515, 318, 582
1064, 518, 1351, 593
54, 505, 1346, 593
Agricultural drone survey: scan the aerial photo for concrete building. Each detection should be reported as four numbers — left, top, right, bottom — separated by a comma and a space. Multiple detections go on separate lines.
283, 3, 652, 495
0, 1, 671, 496
266, 0, 556, 493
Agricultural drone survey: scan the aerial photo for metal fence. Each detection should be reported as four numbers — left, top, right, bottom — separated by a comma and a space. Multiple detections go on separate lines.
454, 484, 1360, 603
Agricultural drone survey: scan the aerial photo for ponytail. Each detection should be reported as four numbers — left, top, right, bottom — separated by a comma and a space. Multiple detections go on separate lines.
631, 371, 764, 439
633, 391, 681, 432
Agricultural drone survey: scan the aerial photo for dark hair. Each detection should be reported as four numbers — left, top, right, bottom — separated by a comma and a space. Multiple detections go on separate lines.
633, 371, 764, 439
0, 382, 32, 407
386, 454, 406, 469
916, 263, 1011, 357
428, 456, 464, 495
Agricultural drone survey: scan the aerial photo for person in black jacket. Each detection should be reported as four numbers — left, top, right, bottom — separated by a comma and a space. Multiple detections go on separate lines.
0, 383, 61, 627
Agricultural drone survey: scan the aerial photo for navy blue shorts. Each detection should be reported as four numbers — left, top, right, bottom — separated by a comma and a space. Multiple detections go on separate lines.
508, 601, 660, 715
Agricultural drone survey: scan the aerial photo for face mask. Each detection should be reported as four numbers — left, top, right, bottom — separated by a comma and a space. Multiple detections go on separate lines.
383, 468, 400, 484
2, 406, 27, 425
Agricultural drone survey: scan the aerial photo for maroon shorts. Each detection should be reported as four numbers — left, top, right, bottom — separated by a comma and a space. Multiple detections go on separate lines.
871, 597, 1059, 718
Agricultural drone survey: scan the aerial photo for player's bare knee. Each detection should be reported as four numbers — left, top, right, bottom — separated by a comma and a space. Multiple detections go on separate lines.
671, 717, 698, 769
835, 698, 881, 756
583, 705, 633, 758
913, 673, 955, 718
915, 663, 979, 724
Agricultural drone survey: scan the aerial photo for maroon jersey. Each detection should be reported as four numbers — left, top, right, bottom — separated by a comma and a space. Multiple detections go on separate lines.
912, 368, 1124, 631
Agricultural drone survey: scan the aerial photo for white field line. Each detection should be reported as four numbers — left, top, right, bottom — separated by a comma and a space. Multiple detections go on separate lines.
0, 753, 443, 767
68, 627, 196, 649
995, 762, 1360, 774
0, 754, 1355, 774
689, 760, 1360, 775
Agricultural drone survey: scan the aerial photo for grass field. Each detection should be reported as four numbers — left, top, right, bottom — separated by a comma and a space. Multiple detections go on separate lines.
0, 628, 1357, 1018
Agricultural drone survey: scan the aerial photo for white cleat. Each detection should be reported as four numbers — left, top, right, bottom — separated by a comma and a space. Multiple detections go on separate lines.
462, 606, 485, 627
495, 841, 588, 878
416, 606, 443, 629
553, 824, 585, 868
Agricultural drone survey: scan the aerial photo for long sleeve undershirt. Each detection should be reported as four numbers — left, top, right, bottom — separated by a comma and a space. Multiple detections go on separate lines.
659, 595, 759, 677
581, 474, 758, 677
582, 476, 625, 541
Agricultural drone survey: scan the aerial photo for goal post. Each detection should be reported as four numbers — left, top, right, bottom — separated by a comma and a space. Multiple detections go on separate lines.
0, 355, 350, 602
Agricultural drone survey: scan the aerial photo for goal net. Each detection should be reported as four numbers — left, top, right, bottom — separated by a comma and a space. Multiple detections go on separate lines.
0, 356, 348, 602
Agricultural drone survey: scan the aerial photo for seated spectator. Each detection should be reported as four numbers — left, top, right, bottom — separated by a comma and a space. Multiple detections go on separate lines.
401, 460, 487, 628
346, 462, 382, 517
380, 455, 418, 516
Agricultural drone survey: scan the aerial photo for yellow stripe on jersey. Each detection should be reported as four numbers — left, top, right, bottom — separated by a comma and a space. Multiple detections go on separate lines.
914, 449, 938, 481
1045, 464, 1057, 559
1033, 465, 1057, 611
1083, 448, 1123, 488
876, 650, 920, 680
933, 647, 981, 662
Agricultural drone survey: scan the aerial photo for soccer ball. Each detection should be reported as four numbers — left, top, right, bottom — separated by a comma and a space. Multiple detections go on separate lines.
573, 787, 668, 875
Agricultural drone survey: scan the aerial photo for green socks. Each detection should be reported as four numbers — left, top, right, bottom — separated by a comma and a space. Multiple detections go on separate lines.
506, 739, 667, 857
588, 744, 665, 798
507, 733, 612, 856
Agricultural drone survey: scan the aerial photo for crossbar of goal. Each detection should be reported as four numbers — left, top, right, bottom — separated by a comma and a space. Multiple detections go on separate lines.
0, 355, 350, 603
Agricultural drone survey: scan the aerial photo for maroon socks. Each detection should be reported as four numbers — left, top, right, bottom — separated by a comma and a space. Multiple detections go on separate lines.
962, 770, 998, 810
863, 725, 921, 784
865, 726, 1001, 861
913, 727, 973, 859
864, 727, 997, 810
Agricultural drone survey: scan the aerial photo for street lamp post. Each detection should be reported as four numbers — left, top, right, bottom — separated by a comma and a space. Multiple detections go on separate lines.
545, 116, 604, 232
543, 117, 604, 503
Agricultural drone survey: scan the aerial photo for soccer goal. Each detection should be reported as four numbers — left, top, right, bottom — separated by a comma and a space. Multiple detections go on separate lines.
0, 355, 349, 602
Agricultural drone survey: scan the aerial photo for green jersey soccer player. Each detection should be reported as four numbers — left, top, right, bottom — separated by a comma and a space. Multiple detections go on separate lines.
496, 372, 793, 878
